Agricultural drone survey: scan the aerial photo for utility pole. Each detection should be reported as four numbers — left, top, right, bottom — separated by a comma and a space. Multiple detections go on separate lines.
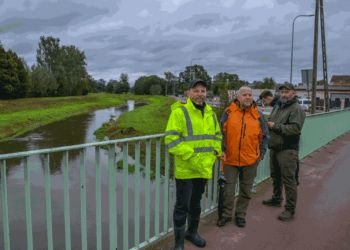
320, 0, 330, 112
311, 0, 319, 114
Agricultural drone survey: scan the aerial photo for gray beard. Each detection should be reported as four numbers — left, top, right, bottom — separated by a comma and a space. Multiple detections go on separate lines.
281, 96, 293, 104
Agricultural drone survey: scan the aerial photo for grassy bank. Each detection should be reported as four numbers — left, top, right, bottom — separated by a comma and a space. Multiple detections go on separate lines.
0, 93, 154, 143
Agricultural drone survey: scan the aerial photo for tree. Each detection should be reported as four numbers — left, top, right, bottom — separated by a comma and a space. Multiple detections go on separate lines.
212, 81, 226, 96
164, 71, 178, 96
0, 45, 20, 100
150, 84, 162, 95
29, 64, 58, 97
119, 73, 130, 93
86, 74, 98, 93
133, 75, 167, 95
36, 36, 61, 75
7, 50, 31, 98
255, 77, 276, 89
58, 45, 88, 96
106, 79, 116, 93
177, 65, 212, 93
219, 83, 230, 109
97, 79, 106, 92
213, 72, 240, 90
317, 79, 325, 85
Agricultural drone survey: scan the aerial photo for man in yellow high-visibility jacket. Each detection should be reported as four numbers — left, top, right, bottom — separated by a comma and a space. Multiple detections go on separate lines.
165, 79, 222, 250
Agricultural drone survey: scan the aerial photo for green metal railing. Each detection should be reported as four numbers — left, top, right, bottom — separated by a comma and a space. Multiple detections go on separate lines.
1, 108, 350, 250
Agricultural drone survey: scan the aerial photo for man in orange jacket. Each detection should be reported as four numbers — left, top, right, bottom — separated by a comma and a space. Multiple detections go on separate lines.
217, 86, 270, 228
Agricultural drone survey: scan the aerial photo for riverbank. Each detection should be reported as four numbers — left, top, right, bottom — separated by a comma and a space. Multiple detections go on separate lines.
0, 93, 155, 143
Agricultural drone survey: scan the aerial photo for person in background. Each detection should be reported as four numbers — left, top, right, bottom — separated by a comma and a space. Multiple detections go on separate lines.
217, 86, 269, 228
165, 79, 222, 250
259, 90, 301, 186
262, 83, 305, 221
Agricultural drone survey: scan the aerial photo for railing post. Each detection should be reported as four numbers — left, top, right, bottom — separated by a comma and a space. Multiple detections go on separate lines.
23, 156, 33, 250
80, 148, 87, 250
44, 153, 53, 250
95, 146, 102, 250
108, 144, 117, 250
1, 159, 10, 250
123, 142, 129, 250
62, 151, 72, 250
134, 141, 141, 248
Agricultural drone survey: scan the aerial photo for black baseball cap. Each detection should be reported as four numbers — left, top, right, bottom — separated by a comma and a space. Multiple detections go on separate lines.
189, 79, 207, 89
279, 82, 295, 91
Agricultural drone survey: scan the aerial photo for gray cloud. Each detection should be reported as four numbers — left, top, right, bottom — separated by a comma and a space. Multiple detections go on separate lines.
111, 45, 132, 51
0, 13, 82, 35
162, 61, 179, 67
0, 1, 110, 34
150, 44, 178, 53
0, 0, 347, 85
10, 42, 33, 54
195, 19, 214, 26
197, 45, 220, 54
82, 35, 110, 42
174, 13, 225, 31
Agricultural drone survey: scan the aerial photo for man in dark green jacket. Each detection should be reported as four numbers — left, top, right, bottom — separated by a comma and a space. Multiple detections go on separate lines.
262, 83, 305, 221
259, 90, 300, 186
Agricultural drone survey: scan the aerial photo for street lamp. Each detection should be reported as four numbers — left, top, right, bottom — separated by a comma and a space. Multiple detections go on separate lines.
290, 14, 315, 85
190, 58, 202, 81
174, 70, 182, 96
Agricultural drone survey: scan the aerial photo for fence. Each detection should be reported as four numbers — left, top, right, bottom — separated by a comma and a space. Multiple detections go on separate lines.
1, 108, 350, 250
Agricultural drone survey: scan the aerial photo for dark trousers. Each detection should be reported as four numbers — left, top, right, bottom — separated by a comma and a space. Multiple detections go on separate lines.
222, 161, 259, 219
270, 149, 298, 213
173, 178, 207, 228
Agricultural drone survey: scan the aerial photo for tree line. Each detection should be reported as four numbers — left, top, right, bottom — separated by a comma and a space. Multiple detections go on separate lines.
1, 36, 276, 100
0, 36, 130, 100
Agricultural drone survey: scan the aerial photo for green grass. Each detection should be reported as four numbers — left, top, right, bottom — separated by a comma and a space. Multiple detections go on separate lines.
0, 93, 156, 143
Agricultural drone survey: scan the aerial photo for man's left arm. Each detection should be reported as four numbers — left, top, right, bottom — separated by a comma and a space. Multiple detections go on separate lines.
258, 111, 270, 159
272, 108, 305, 135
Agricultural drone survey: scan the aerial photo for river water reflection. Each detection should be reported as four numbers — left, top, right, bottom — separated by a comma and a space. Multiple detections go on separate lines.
0, 100, 172, 250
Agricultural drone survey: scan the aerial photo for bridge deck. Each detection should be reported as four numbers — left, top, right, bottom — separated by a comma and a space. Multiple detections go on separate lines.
145, 130, 350, 250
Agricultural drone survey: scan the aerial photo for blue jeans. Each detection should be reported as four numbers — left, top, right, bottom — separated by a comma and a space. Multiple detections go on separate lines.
173, 178, 207, 227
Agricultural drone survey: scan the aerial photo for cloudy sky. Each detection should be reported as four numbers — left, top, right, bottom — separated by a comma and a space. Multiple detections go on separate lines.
0, 0, 349, 86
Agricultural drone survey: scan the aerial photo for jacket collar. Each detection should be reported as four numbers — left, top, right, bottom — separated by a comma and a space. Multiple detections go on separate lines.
269, 94, 280, 107
276, 95, 299, 108
186, 97, 212, 113
227, 99, 260, 119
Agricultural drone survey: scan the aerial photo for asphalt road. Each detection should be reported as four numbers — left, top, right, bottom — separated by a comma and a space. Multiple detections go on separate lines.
146, 130, 350, 250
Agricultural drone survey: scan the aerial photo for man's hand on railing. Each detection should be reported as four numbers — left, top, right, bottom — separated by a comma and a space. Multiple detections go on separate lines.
220, 152, 226, 161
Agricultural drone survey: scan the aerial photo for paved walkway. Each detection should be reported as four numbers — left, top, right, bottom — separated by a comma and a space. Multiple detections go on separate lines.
145, 130, 350, 250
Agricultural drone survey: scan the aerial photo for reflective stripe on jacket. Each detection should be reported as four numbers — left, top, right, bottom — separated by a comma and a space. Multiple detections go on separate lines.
220, 99, 269, 167
165, 98, 222, 179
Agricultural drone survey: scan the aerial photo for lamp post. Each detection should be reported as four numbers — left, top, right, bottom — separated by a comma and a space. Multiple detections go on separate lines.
290, 14, 315, 85
190, 58, 202, 81
174, 70, 182, 96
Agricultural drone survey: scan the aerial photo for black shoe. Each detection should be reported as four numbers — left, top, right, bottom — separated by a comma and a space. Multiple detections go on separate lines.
262, 198, 282, 207
217, 216, 232, 227
278, 210, 295, 221
185, 217, 206, 248
235, 217, 246, 228
174, 225, 185, 250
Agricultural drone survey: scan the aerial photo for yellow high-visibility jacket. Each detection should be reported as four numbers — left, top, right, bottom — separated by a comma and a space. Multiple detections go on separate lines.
165, 98, 222, 179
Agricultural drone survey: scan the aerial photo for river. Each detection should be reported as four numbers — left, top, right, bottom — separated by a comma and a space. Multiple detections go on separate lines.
0, 100, 172, 250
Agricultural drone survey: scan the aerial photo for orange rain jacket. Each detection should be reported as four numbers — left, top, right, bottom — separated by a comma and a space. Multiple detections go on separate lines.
220, 99, 270, 167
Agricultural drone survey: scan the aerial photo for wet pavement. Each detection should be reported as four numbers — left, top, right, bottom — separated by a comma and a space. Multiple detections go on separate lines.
146, 130, 350, 250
